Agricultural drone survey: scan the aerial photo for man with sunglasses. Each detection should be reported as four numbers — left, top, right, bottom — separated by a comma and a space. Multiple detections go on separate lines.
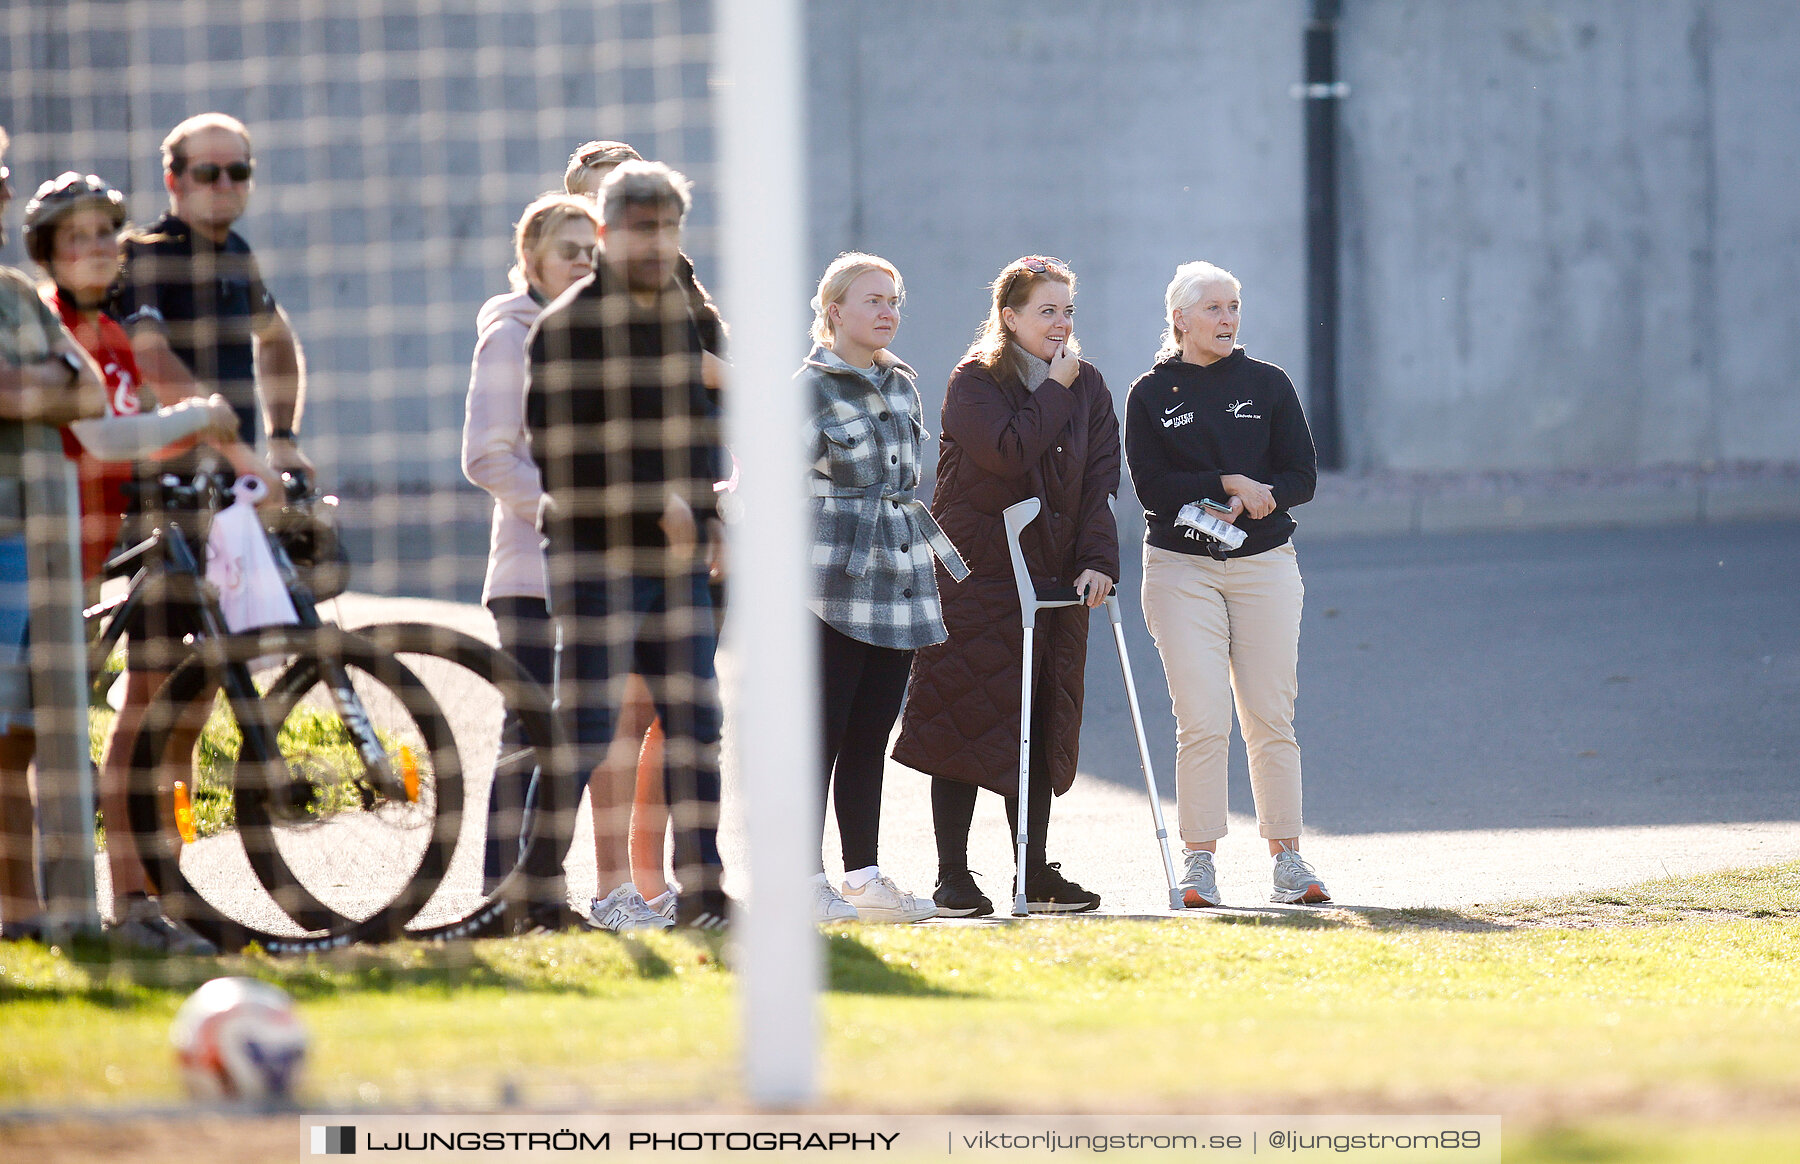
110, 113, 310, 476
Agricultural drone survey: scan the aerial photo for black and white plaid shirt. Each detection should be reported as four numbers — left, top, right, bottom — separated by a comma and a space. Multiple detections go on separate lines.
803, 347, 968, 650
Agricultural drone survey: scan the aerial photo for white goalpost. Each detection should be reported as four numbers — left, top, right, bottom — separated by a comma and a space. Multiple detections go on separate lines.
715, 0, 820, 1108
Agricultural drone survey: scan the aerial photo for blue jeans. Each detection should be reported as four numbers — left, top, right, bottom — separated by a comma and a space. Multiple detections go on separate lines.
528, 565, 723, 892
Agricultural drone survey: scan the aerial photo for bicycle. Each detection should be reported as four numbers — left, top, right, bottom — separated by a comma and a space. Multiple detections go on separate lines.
102, 470, 583, 950
88, 470, 463, 946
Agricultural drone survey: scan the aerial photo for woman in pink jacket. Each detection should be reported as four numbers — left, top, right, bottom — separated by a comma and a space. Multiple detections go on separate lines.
460, 193, 606, 901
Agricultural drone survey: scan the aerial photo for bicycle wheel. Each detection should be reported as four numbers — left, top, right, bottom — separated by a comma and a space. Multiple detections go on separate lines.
126, 625, 463, 952
345, 622, 579, 940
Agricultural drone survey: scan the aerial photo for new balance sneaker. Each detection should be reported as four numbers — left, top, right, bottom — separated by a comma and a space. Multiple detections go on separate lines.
1023, 862, 1101, 913
645, 890, 678, 922
590, 883, 674, 932
675, 888, 731, 930
1270, 850, 1331, 904
932, 868, 994, 918
1177, 849, 1223, 909
811, 873, 858, 923
109, 896, 218, 955
842, 875, 939, 923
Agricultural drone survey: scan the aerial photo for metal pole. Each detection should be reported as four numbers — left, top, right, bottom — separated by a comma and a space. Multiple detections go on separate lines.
21, 431, 101, 938
1012, 624, 1034, 918
1302, 0, 1346, 470
716, 0, 819, 1109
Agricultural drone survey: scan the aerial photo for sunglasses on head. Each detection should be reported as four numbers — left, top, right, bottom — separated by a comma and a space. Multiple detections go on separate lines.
185, 160, 254, 185
1018, 256, 1068, 275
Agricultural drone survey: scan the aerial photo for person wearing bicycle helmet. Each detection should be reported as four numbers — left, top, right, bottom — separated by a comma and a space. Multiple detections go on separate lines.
25, 171, 256, 576
0, 126, 108, 943
26, 169, 270, 954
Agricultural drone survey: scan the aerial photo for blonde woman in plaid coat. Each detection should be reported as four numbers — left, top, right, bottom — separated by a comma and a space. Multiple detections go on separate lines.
801, 253, 969, 924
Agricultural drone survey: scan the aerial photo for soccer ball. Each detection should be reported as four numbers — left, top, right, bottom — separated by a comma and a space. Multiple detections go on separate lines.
170, 977, 308, 1102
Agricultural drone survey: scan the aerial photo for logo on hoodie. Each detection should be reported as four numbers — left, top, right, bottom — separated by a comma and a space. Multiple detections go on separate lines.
1227, 399, 1262, 420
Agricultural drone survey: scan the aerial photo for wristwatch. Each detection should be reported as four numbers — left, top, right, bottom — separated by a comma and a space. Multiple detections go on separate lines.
269, 427, 297, 441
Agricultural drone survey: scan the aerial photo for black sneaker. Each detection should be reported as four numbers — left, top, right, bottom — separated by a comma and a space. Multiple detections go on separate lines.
933, 868, 994, 918
0, 916, 49, 944
521, 899, 595, 933
674, 888, 730, 930
1024, 862, 1101, 913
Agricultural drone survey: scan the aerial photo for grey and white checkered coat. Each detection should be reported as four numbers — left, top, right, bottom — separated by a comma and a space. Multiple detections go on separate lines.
803, 346, 969, 650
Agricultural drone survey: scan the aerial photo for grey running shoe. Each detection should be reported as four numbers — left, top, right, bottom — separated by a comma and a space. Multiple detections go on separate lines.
109, 897, 218, 955
1270, 850, 1331, 904
590, 883, 674, 932
842, 875, 939, 923
1178, 849, 1223, 908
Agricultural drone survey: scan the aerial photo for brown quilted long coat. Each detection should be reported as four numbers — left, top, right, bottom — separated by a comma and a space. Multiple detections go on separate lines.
892, 355, 1121, 796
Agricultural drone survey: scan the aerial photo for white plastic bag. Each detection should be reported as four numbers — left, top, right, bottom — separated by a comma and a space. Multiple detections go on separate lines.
205, 476, 299, 632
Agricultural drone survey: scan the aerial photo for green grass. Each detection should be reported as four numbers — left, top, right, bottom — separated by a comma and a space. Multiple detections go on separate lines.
2, 863, 1798, 1160
88, 693, 430, 845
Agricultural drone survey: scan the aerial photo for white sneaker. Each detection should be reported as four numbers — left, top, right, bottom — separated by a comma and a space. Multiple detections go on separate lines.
646, 890, 677, 922
812, 873, 858, 922
590, 883, 674, 932
842, 875, 939, 924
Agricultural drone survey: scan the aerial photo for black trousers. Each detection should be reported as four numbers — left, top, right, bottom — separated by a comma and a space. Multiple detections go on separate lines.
931, 659, 1054, 874
819, 619, 912, 873
484, 595, 556, 884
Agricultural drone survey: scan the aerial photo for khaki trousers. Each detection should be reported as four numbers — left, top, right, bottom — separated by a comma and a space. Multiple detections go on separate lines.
1140, 541, 1305, 844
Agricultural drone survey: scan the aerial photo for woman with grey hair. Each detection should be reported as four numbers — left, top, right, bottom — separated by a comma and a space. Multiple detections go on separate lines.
1123, 260, 1325, 908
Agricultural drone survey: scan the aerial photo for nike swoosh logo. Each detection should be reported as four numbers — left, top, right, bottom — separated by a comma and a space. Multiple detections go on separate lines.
1163, 402, 1185, 415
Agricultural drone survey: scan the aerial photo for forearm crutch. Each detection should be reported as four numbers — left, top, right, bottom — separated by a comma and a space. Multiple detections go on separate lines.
1001, 499, 1182, 916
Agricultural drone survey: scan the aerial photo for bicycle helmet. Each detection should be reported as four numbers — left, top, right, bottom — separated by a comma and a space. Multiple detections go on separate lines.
23, 172, 128, 265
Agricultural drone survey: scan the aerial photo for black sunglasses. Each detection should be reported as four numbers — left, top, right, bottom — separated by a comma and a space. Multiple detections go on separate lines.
186, 160, 254, 185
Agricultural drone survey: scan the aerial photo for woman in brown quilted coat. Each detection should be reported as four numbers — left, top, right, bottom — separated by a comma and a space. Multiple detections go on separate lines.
892, 256, 1120, 916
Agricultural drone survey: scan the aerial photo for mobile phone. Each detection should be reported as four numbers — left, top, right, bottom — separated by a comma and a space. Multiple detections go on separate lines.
1199, 498, 1234, 514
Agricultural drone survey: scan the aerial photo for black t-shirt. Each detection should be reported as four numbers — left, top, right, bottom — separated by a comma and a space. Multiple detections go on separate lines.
110, 213, 277, 441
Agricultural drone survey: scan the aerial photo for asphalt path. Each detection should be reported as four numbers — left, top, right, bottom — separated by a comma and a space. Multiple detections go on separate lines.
118, 521, 1798, 928
830, 519, 1800, 915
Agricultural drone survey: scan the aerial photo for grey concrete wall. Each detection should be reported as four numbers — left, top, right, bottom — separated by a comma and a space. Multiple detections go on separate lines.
807, 0, 1309, 497
1338, 0, 1800, 471
4, 2, 1796, 597
814, 1, 1800, 475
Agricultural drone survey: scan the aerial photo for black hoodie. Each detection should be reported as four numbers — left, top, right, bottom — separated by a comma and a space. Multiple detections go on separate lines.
1123, 347, 1316, 559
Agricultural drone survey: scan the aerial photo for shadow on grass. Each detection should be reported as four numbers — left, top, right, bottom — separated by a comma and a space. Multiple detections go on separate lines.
825, 932, 965, 997
0, 929, 723, 1007
1160, 904, 1516, 934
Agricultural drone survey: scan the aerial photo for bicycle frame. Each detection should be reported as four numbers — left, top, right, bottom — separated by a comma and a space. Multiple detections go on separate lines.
84, 484, 407, 806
